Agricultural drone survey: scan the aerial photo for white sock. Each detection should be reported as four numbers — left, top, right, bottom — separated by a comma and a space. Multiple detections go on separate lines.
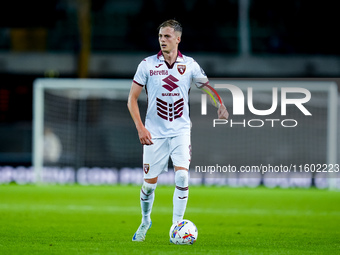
140, 181, 157, 225
173, 170, 189, 224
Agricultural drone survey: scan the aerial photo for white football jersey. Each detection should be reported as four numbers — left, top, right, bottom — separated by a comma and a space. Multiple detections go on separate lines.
133, 50, 207, 138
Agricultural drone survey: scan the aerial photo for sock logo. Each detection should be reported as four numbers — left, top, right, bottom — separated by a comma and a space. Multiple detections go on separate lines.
178, 196, 188, 199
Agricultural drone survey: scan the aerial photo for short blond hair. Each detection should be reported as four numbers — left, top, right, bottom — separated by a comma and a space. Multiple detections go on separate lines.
158, 19, 182, 35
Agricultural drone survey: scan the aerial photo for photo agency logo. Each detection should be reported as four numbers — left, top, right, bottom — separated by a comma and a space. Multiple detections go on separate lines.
201, 84, 312, 128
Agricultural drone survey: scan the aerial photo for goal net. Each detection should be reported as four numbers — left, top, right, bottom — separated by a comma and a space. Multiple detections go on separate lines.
33, 78, 338, 184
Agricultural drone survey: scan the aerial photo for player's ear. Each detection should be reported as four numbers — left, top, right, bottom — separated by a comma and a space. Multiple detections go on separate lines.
176, 35, 181, 44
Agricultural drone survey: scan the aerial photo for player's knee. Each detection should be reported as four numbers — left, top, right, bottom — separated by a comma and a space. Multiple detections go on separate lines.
142, 181, 157, 195
175, 170, 188, 187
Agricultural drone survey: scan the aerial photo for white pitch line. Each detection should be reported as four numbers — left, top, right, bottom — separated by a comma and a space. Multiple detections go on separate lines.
0, 203, 339, 217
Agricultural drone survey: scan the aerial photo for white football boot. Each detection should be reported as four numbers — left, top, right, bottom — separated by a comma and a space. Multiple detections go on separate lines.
132, 222, 152, 242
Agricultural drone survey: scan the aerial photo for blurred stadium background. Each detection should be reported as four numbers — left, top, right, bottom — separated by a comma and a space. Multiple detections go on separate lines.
0, 0, 339, 187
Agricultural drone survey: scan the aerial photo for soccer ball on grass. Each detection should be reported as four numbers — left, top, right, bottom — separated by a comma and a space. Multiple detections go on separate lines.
169, 219, 198, 245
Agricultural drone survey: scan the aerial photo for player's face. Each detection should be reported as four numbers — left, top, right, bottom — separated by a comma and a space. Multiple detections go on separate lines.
158, 27, 181, 54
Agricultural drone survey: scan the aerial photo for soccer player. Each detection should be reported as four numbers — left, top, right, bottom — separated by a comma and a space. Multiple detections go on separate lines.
127, 19, 228, 242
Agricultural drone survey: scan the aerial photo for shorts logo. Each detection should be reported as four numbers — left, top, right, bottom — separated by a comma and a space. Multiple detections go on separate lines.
143, 164, 150, 174
177, 64, 186, 75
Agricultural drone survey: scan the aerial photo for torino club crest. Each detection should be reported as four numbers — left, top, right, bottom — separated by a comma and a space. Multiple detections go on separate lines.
177, 65, 186, 75
143, 164, 150, 174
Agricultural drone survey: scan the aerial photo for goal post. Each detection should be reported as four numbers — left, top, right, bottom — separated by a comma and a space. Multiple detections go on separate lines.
32, 78, 338, 186
33, 78, 140, 183
327, 82, 338, 189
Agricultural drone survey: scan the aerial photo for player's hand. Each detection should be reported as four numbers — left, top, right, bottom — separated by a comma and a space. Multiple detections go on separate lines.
218, 104, 229, 119
137, 126, 153, 145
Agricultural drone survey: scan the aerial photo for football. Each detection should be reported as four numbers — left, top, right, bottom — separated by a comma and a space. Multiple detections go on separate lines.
169, 219, 198, 245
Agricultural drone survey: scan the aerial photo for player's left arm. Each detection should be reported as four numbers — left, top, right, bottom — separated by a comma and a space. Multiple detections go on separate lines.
196, 80, 229, 120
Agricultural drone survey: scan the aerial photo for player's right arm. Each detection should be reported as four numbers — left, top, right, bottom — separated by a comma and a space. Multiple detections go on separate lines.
127, 82, 153, 145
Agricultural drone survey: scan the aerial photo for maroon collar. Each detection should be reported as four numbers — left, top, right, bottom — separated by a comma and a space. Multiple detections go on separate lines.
157, 50, 183, 59
157, 50, 163, 59
157, 50, 184, 69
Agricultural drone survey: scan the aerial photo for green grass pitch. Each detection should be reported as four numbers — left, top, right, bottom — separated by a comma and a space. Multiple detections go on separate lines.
0, 184, 339, 254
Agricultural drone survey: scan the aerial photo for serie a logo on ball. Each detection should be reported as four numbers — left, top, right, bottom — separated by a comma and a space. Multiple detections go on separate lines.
169, 219, 198, 245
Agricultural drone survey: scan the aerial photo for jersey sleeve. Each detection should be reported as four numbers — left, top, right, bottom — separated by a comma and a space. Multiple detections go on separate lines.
192, 60, 223, 108
133, 59, 148, 86
192, 61, 207, 81
192, 60, 209, 89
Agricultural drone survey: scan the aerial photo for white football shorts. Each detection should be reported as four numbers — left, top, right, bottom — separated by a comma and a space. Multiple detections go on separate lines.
143, 134, 191, 179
